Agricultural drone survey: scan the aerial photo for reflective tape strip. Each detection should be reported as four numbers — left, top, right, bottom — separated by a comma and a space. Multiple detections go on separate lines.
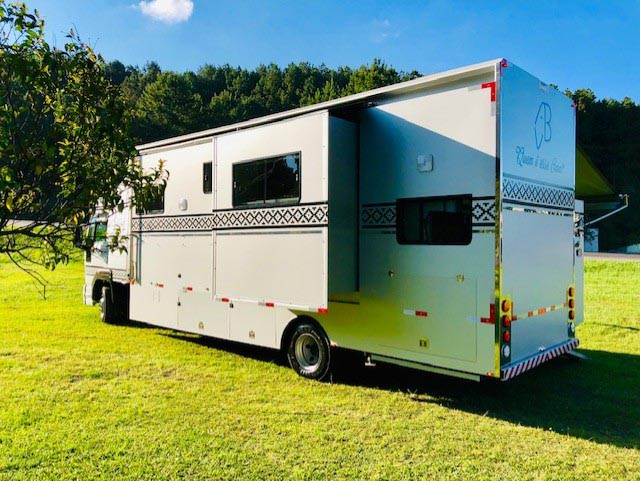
403, 309, 428, 317
501, 338, 579, 381
466, 304, 495, 324
482, 81, 496, 101
512, 302, 567, 321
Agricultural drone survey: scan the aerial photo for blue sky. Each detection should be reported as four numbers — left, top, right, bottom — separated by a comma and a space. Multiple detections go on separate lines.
28, 0, 640, 101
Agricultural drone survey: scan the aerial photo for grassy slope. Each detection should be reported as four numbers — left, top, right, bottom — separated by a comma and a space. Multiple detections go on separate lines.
0, 256, 638, 480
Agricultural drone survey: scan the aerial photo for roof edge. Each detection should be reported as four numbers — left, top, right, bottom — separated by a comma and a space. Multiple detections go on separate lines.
136, 58, 503, 153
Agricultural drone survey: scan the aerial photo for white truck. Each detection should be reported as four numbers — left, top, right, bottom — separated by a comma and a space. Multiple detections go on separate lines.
80, 58, 583, 381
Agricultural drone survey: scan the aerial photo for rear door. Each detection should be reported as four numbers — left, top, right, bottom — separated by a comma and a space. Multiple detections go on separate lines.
500, 62, 576, 362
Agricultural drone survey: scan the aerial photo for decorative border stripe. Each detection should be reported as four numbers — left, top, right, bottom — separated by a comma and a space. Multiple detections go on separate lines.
472, 199, 496, 226
501, 338, 579, 380
132, 203, 328, 233
84, 266, 128, 282
361, 198, 497, 229
361, 204, 396, 228
502, 175, 574, 211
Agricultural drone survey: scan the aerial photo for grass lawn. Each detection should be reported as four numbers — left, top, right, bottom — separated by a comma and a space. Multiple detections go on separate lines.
0, 255, 639, 480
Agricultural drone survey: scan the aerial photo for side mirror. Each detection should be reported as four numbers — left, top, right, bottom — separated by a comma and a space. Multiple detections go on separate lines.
73, 226, 84, 248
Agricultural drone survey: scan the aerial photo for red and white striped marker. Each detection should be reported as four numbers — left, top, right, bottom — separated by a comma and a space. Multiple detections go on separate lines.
501, 338, 579, 380
512, 302, 567, 321
403, 309, 428, 317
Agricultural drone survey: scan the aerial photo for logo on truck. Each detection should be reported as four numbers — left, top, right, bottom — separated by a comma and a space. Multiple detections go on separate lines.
534, 102, 552, 149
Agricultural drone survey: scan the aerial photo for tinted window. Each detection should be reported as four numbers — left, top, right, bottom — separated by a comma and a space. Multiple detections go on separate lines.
397, 195, 472, 245
233, 152, 300, 207
203, 162, 212, 194
233, 158, 265, 206
94, 221, 108, 241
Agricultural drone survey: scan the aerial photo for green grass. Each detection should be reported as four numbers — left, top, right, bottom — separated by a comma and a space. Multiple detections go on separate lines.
0, 255, 639, 480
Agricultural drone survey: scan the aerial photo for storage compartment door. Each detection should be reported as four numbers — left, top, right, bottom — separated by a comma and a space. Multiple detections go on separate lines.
500, 63, 576, 362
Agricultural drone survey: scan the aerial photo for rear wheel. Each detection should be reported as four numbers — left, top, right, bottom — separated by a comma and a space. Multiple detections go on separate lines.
99, 285, 116, 324
286, 322, 331, 381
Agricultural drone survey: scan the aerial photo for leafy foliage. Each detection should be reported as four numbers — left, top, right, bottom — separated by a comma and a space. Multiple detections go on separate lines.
0, 1, 165, 274
567, 89, 640, 249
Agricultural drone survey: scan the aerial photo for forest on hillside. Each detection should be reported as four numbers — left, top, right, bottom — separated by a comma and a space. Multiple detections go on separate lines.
105, 59, 640, 250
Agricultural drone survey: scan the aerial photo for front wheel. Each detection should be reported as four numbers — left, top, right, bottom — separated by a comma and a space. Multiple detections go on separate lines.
286, 322, 332, 381
99, 285, 116, 324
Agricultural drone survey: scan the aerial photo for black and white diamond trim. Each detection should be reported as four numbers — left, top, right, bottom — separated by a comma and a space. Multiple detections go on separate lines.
503, 176, 574, 211
361, 198, 496, 229
133, 203, 328, 233
471, 199, 496, 226
84, 266, 129, 282
361, 204, 396, 228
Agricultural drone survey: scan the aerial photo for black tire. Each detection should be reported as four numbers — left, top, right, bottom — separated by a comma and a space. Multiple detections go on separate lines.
99, 285, 116, 324
114, 283, 130, 323
286, 322, 332, 381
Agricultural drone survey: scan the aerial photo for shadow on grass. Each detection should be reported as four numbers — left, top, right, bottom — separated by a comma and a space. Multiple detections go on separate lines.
332, 349, 640, 450
157, 329, 639, 450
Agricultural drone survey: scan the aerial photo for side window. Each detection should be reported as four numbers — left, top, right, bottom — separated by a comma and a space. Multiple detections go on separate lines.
94, 221, 108, 241
203, 162, 212, 194
233, 152, 300, 207
142, 184, 166, 214
396, 195, 472, 245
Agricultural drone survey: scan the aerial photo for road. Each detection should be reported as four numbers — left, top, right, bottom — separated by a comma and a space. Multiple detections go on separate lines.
585, 252, 640, 262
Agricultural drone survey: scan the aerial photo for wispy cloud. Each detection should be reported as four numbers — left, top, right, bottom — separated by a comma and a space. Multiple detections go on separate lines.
370, 18, 401, 43
138, 0, 194, 24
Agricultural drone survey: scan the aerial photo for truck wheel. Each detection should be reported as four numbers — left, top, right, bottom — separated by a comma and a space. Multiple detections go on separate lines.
99, 285, 116, 324
287, 322, 331, 381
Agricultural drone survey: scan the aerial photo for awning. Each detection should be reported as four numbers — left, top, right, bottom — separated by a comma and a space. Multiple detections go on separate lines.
576, 147, 615, 198
575, 147, 628, 226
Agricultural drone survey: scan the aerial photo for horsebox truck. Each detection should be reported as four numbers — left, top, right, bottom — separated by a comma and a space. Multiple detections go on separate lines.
79, 59, 584, 382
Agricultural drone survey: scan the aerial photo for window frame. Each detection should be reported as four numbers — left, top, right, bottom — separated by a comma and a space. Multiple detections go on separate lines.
396, 194, 473, 246
232, 151, 302, 208
142, 183, 166, 215
203, 162, 213, 194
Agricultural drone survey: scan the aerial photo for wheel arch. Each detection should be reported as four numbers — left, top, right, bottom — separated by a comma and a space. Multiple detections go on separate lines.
279, 314, 329, 353
91, 272, 112, 303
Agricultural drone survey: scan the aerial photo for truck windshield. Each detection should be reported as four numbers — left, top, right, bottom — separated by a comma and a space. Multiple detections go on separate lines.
83, 220, 107, 245
94, 221, 108, 241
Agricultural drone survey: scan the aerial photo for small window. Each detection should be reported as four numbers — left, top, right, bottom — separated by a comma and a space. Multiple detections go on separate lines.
94, 221, 108, 241
396, 195, 472, 245
233, 152, 300, 207
142, 184, 165, 214
203, 162, 212, 194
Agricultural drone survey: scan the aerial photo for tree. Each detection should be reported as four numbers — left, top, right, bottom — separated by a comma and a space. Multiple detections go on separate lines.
135, 71, 205, 141
0, 1, 164, 284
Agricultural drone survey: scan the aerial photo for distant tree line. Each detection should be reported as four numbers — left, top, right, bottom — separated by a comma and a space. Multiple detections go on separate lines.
565, 89, 640, 250
104, 59, 421, 144
105, 60, 639, 250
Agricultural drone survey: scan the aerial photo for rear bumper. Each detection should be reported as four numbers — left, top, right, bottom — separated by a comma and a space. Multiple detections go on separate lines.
501, 338, 579, 381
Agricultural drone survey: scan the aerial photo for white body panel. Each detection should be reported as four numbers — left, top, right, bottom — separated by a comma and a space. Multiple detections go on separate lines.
500, 63, 577, 364
85, 59, 579, 381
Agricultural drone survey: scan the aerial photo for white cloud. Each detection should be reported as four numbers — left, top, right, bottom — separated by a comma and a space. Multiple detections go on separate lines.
138, 0, 194, 24
370, 18, 401, 43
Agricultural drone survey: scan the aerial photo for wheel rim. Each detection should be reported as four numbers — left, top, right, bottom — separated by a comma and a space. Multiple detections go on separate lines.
294, 333, 322, 373
99, 292, 106, 321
